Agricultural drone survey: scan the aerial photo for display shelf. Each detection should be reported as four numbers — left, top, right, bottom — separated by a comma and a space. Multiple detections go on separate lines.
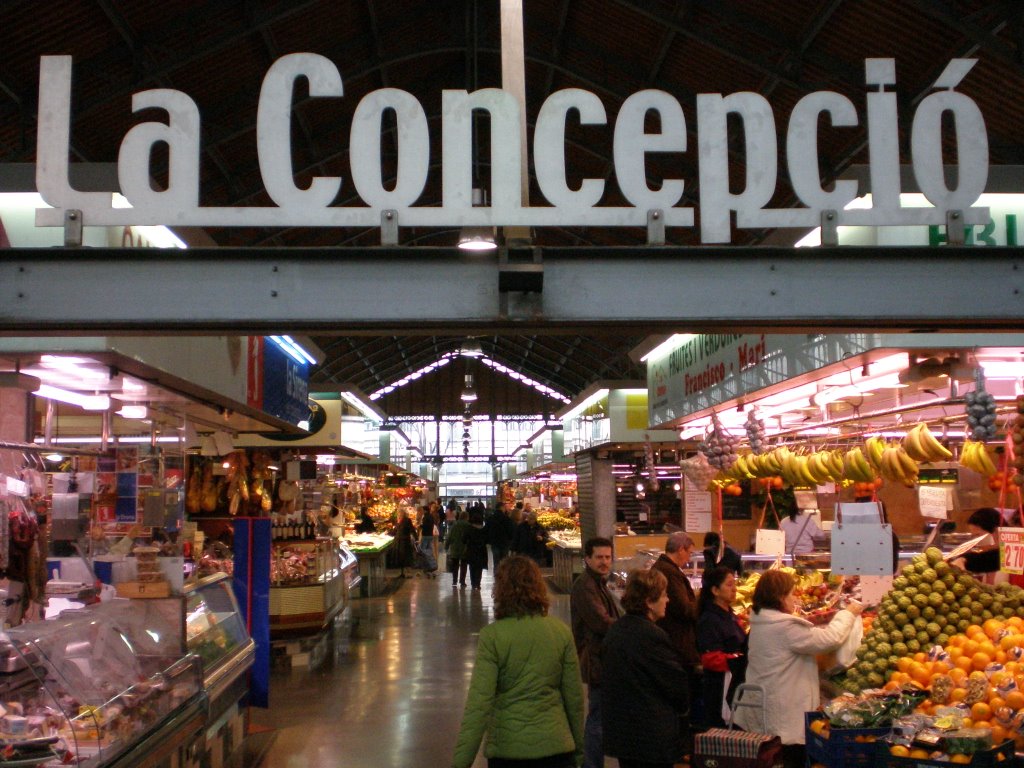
2, 601, 205, 768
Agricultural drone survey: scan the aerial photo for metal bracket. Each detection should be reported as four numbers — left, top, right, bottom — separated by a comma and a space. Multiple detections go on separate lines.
498, 247, 543, 293
380, 209, 398, 246
63, 209, 83, 247
646, 209, 665, 245
946, 210, 965, 245
821, 209, 839, 247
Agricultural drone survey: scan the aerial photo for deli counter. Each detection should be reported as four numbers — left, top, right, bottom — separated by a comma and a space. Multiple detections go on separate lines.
0, 599, 206, 768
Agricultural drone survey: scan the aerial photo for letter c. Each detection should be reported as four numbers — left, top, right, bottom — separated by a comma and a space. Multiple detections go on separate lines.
257, 53, 343, 209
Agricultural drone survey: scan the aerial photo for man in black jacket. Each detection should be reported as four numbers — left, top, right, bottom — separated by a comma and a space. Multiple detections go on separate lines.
486, 501, 516, 570
570, 536, 622, 768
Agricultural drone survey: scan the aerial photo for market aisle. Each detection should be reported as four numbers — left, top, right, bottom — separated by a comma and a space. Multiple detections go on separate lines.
253, 564, 596, 768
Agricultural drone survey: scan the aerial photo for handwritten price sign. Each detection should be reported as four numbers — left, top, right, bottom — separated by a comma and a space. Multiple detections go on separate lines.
999, 528, 1024, 575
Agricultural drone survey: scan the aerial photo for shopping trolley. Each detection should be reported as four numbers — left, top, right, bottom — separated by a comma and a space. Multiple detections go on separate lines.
693, 684, 784, 768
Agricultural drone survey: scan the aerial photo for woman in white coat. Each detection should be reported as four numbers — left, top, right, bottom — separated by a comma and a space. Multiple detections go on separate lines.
732, 570, 863, 768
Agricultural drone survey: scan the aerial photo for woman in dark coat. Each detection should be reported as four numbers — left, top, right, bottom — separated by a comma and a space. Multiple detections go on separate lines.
392, 505, 416, 577
696, 566, 748, 728
464, 507, 489, 589
602, 568, 691, 768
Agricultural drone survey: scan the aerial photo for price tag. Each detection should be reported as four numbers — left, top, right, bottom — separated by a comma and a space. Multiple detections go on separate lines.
918, 485, 948, 519
999, 528, 1024, 575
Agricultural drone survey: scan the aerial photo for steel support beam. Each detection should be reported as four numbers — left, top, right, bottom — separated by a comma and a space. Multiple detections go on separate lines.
0, 246, 1021, 332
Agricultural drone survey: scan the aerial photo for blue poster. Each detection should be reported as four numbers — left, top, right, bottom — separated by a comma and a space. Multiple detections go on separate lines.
115, 496, 137, 522
115, 472, 137, 497
261, 339, 310, 426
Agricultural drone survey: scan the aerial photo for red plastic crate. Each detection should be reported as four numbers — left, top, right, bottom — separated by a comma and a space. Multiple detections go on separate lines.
804, 712, 891, 768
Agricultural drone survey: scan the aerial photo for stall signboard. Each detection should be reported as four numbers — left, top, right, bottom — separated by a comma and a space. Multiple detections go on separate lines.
33, 55, 990, 244
755, 528, 785, 557
999, 528, 1024, 575
247, 337, 310, 426
647, 333, 874, 425
647, 331, 1024, 427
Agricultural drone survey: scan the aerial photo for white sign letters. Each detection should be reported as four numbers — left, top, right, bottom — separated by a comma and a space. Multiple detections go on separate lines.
35, 54, 990, 241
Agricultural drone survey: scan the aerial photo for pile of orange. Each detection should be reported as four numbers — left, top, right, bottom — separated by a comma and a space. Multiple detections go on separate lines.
886, 617, 1024, 750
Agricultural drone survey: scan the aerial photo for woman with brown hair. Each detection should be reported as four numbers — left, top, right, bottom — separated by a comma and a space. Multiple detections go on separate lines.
452, 555, 584, 768
732, 569, 862, 768
600, 568, 692, 768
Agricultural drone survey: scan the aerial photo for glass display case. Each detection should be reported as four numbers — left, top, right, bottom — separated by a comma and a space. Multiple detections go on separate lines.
182, 573, 255, 768
267, 539, 358, 634
184, 573, 254, 707
0, 601, 205, 767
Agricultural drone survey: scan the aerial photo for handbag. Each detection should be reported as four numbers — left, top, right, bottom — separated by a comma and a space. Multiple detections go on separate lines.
694, 685, 783, 768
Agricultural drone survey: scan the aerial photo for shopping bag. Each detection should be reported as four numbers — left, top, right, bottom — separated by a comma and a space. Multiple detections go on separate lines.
695, 684, 783, 768
693, 728, 782, 768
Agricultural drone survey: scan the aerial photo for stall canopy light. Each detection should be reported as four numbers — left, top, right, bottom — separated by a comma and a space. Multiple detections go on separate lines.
978, 361, 1024, 378
269, 335, 317, 365
34, 384, 110, 411
117, 405, 148, 420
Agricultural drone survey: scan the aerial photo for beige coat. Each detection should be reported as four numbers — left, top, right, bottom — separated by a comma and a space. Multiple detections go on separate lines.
732, 608, 857, 745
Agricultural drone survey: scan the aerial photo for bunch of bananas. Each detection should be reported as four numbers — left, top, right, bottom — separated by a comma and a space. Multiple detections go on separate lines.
901, 423, 953, 463
878, 443, 920, 485
843, 447, 876, 482
960, 439, 999, 477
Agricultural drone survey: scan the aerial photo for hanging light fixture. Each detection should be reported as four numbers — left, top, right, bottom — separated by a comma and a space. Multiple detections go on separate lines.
460, 374, 477, 402
460, 338, 484, 357
458, 189, 497, 251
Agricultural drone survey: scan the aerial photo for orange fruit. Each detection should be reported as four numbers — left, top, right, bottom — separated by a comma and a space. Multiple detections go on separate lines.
955, 655, 974, 673
990, 724, 1008, 744
912, 665, 933, 686
909, 748, 931, 759
963, 639, 980, 656
1008, 617, 1023, 629
996, 650, 1008, 665
979, 641, 998, 659
984, 619, 1006, 639
973, 651, 993, 671
949, 667, 968, 683
989, 696, 1007, 713
883, 680, 901, 692
1004, 690, 1024, 711
889, 745, 910, 757
897, 657, 912, 673
950, 687, 968, 702
951, 755, 971, 764
968, 624, 986, 639
972, 701, 993, 721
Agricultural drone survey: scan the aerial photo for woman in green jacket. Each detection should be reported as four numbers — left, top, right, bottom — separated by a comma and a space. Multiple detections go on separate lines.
452, 555, 585, 768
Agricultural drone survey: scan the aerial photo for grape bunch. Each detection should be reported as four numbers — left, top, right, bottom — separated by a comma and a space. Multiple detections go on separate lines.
1011, 395, 1024, 485
745, 409, 767, 454
965, 371, 998, 441
698, 414, 740, 471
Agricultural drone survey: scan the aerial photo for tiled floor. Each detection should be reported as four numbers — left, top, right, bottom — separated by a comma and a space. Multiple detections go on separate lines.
252, 561, 592, 768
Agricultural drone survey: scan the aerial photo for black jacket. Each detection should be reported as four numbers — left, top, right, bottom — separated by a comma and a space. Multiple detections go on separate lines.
486, 509, 516, 548
701, 544, 743, 580
696, 602, 749, 727
601, 614, 691, 764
